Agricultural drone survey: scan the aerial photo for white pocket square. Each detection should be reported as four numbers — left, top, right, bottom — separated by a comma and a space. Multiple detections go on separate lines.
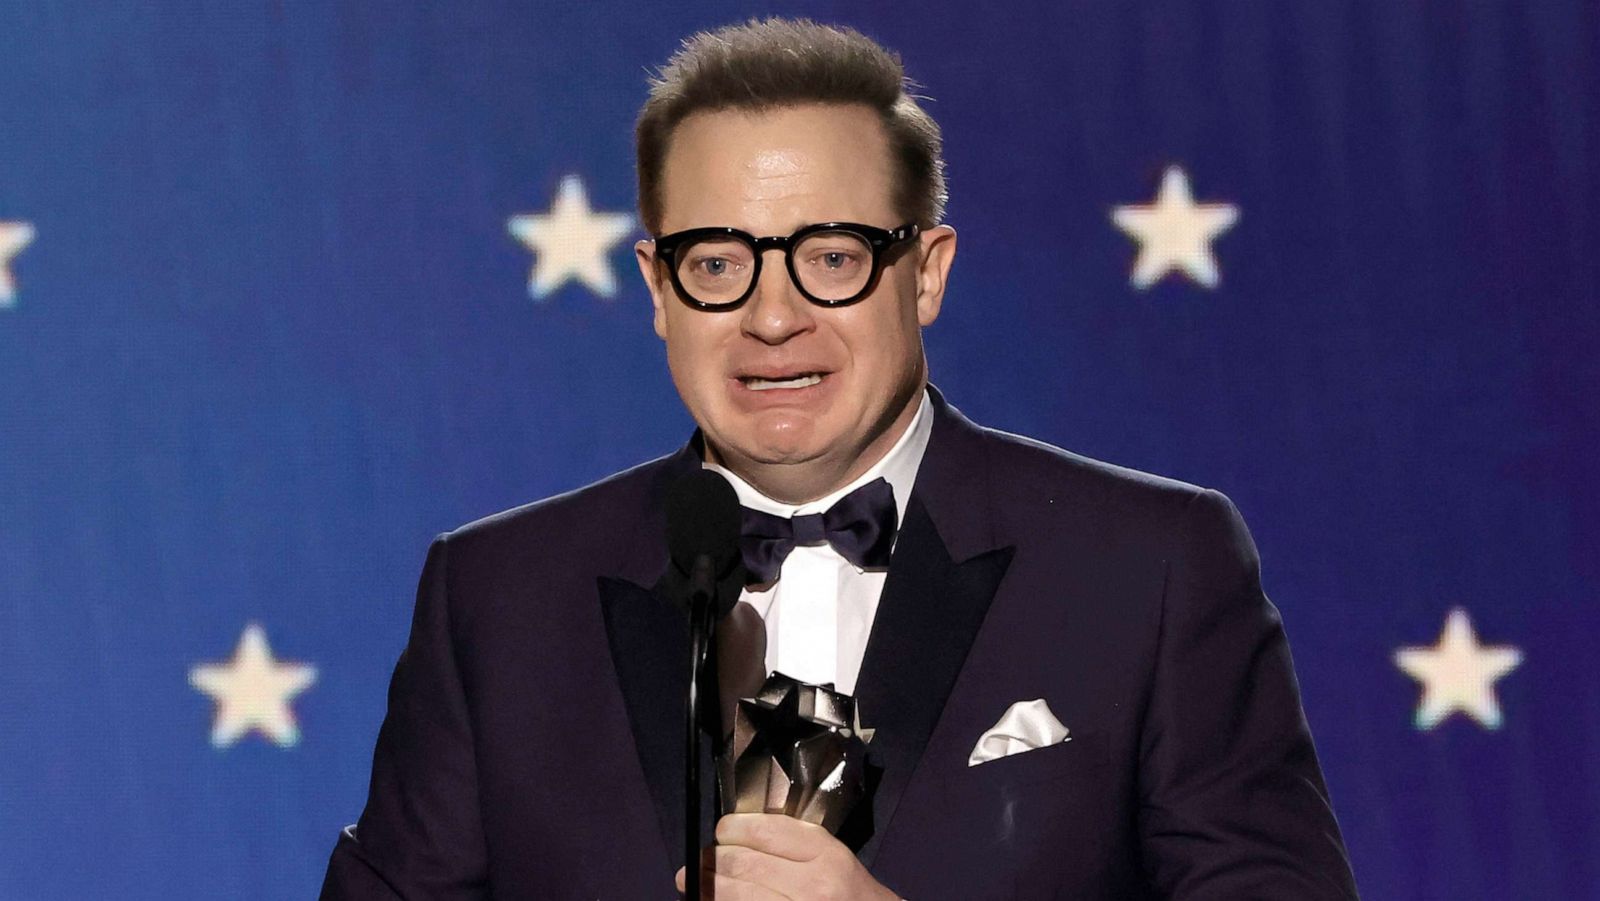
967, 698, 1071, 767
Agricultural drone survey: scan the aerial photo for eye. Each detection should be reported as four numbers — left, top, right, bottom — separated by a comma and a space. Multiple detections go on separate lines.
687, 255, 743, 279
795, 229, 873, 280
805, 248, 866, 270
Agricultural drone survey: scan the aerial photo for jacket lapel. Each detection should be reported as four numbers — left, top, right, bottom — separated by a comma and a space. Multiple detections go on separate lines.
597, 441, 704, 873
850, 387, 1016, 866
600, 573, 717, 872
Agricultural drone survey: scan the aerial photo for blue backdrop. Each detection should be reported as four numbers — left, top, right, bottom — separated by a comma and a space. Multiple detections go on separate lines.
1, 3, 1595, 898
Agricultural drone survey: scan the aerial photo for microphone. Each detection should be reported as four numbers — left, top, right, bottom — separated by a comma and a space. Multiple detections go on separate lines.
665, 470, 743, 618
664, 471, 742, 901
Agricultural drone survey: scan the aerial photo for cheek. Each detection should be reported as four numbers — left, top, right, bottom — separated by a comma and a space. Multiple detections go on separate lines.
841, 301, 921, 372
664, 312, 730, 388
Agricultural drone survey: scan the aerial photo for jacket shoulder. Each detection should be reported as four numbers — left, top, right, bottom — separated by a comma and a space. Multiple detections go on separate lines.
972, 424, 1211, 513
439, 451, 678, 556
969, 424, 1257, 582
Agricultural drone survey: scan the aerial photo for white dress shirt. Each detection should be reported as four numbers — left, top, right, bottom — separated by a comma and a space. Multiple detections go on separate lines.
704, 389, 934, 696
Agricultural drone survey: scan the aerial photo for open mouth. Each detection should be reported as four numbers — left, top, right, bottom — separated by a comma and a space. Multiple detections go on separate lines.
738, 372, 826, 391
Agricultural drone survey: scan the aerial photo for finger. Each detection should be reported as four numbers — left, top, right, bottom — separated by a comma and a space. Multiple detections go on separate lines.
704, 872, 791, 901
705, 844, 810, 891
676, 857, 794, 901
714, 813, 833, 861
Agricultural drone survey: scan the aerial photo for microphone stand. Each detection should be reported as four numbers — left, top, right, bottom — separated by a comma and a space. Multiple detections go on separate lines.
685, 555, 716, 901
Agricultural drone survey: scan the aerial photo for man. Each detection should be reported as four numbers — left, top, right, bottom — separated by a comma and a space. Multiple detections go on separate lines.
323, 18, 1357, 899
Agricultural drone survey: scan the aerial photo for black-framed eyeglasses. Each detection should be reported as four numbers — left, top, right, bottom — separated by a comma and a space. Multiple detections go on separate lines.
649, 221, 920, 311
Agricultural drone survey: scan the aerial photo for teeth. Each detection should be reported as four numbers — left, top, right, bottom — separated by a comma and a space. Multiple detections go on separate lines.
745, 373, 823, 391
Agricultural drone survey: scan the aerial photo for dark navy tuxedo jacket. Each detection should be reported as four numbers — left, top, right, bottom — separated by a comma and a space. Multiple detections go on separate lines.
322, 388, 1358, 899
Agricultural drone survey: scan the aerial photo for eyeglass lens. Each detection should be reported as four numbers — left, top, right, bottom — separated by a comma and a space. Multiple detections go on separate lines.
674, 229, 875, 306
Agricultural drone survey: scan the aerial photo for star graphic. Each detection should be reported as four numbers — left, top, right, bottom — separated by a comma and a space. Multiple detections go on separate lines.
1112, 166, 1239, 289
189, 623, 318, 748
0, 220, 36, 308
1395, 608, 1523, 730
507, 174, 635, 300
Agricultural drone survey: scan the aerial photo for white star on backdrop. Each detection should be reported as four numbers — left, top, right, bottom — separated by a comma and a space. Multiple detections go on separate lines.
190, 623, 318, 748
0, 220, 36, 308
1395, 608, 1523, 730
508, 174, 635, 300
1112, 166, 1239, 289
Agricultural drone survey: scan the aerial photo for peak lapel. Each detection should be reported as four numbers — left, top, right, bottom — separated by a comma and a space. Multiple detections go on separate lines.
596, 439, 705, 873
598, 574, 696, 872
850, 386, 1016, 866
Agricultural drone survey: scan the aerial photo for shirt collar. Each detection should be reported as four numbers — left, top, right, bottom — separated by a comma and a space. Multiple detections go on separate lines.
704, 387, 934, 529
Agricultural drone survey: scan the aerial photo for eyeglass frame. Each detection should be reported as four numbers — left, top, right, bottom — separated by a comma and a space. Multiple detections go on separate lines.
647, 221, 922, 311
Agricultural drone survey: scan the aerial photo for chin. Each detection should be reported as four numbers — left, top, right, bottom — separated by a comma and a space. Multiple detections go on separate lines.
732, 434, 827, 467
719, 419, 834, 467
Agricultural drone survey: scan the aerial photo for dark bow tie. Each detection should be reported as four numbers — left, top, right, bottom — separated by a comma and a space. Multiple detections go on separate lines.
738, 477, 898, 585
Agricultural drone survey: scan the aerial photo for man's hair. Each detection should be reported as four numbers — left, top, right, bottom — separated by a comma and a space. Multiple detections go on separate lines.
635, 18, 947, 234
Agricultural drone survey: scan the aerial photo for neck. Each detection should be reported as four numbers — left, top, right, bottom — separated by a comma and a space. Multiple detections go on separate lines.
707, 382, 925, 505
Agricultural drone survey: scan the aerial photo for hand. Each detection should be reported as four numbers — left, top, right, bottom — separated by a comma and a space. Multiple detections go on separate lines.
674, 813, 899, 900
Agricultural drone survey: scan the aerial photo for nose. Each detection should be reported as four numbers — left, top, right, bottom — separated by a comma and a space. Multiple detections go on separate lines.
739, 249, 815, 345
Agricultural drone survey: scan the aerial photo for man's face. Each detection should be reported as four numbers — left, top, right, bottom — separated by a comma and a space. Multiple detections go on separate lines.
636, 103, 956, 497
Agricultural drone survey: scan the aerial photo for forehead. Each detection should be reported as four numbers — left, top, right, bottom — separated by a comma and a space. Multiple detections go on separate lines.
657, 103, 896, 233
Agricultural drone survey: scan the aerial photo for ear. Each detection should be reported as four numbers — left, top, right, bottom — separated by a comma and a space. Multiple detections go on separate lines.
913, 225, 956, 327
635, 240, 669, 339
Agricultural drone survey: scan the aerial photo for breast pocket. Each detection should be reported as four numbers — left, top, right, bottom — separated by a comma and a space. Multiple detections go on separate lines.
933, 730, 1112, 821
911, 730, 1114, 895
961, 732, 1105, 788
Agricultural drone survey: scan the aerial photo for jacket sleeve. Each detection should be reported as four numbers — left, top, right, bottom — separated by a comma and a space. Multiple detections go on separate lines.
321, 534, 489, 899
1137, 489, 1359, 899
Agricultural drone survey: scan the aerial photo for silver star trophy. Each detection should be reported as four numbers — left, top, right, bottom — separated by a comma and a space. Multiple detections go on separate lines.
717, 671, 874, 833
